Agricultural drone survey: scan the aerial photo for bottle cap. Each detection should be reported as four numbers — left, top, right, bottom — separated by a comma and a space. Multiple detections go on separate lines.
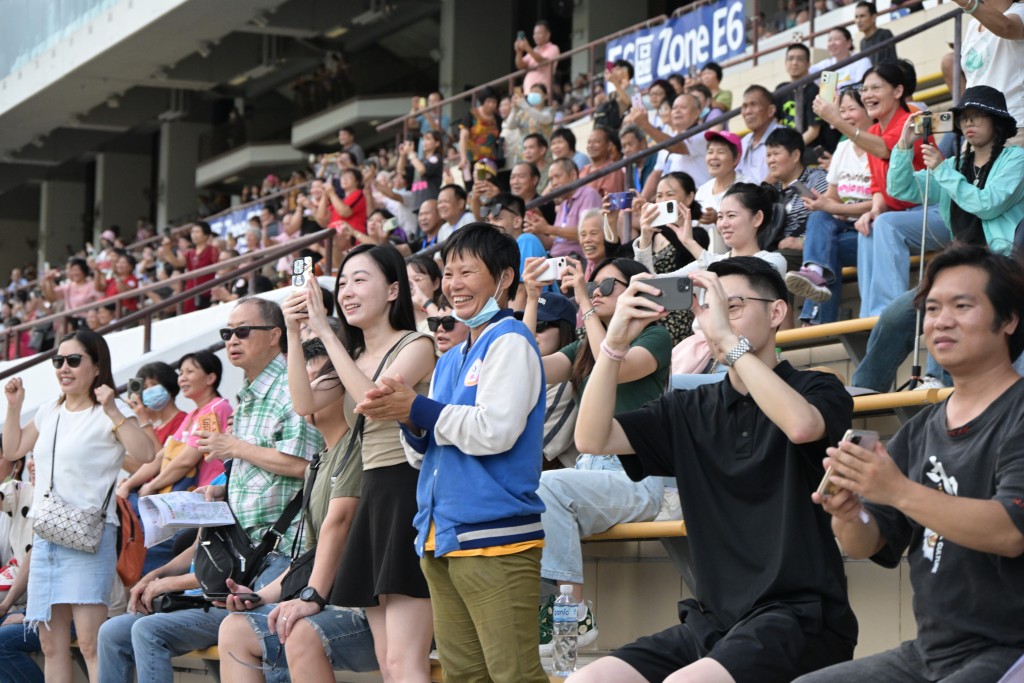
559, 584, 573, 595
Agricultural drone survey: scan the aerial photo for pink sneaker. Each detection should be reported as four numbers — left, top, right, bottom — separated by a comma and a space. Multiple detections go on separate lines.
785, 267, 832, 303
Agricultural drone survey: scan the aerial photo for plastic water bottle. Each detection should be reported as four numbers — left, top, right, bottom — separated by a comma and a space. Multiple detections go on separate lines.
552, 584, 578, 677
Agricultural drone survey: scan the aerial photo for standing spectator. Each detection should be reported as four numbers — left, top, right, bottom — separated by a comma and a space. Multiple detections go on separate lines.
811, 28, 872, 88
338, 127, 365, 166
775, 44, 839, 155
525, 158, 602, 259
855, 2, 896, 66
259, 205, 281, 240
459, 88, 502, 179
765, 127, 830, 254
437, 184, 474, 243
401, 132, 444, 207
159, 222, 220, 314
5, 269, 28, 296
515, 20, 561, 95
602, 59, 636, 130
94, 250, 140, 314
374, 170, 417, 235
509, 84, 556, 156
3, 330, 155, 682
407, 254, 444, 332
550, 127, 590, 176
40, 258, 100, 329
644, 79, 676, 133
406, 91, 451, 153
580, 126, 626, 196
700, 61, 732, 112
621, 124, 658, 194
695, 130, 751, 252
522, 133, 550, 189
737, 86, 784, 183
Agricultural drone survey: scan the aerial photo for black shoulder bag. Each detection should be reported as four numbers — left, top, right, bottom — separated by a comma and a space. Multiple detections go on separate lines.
277, 332, 415, 600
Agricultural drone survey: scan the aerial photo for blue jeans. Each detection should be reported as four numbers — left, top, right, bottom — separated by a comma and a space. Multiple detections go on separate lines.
857, 204, 950, 317
97, 553, 291, 683
0, 620, 44, 683
538, 455, 663, 584
801, 212, 859, 324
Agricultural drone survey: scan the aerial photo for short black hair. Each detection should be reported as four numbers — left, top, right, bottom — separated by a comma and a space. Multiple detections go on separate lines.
535, 19, 551, 31
340, 126, 356, 136
551, 127, 576, 150
514, 161, 541, 180
236, 295, 287, 354
551, 157, 578, 177
137, 361, 180, 399
766, 126, 805, 155
524, 132, 548, 149
830, 26, 854, 45
864, 62, 911, 111
702, 61, 723, 82
193, 221, 213, 237
479, 86, 500, 104
439, 183, 468, 205
440, 223, 521, 302
708, 256, 788, 302
686, 83, 713, 101
492, 192, 526, 218
856, 1, 879, 14
915, 243, 1024, 362
178, 349, 223, 393
613, 59, 634, 80
593, 125, 621, 153
743, 84, 774, 105
786, 43, 811, 60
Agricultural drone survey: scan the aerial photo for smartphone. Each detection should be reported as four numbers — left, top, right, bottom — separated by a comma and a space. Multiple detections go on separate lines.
605, 60, 614, 73
517, 30, 526, 41
637, 274, 693, 312
127, 377, 144, 395
913, 111, 954, 136
811, 145, 827, 160
418, 96, 427, 109
631, 92, 645, 112
816, 429, 880, 497
291, 256, 313, 288
819, 71, 839, 105
607, 191, 634, 211
650, 200, 679, 228
476, 167, 489, 182
538, 257, 567, 282
790, 180, 816, 199
204, 592, 262, 603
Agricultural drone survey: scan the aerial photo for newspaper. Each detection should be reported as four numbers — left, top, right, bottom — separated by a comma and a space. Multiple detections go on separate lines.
138, 491, 233, 548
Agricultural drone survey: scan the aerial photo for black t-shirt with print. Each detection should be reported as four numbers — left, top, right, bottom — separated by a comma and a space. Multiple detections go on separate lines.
868, 378, 1024, 679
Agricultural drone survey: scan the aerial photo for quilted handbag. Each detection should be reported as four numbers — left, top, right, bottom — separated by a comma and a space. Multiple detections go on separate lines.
33, 412, 115, 554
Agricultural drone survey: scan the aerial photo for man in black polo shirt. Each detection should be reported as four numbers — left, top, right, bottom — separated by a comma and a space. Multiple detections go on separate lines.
569, 257, 857, 683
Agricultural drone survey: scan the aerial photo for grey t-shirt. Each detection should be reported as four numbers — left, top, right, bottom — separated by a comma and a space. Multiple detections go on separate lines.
867, 378, 1024, 678
861, 28, 896, 67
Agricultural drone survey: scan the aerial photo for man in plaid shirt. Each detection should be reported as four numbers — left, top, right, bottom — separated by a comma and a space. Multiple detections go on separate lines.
97, 296, 323, 683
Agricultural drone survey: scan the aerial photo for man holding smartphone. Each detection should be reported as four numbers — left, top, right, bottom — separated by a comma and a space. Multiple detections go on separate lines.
797, 245, 1024, 683
568, 257, 857, 683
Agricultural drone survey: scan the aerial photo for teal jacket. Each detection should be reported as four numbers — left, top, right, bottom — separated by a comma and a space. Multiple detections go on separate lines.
887, 144, 1024, 253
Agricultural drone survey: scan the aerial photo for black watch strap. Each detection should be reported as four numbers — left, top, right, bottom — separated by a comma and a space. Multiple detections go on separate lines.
301, 586, 326, 608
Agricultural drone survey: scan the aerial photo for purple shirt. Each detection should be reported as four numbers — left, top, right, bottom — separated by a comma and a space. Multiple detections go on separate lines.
550, 185, 602, 258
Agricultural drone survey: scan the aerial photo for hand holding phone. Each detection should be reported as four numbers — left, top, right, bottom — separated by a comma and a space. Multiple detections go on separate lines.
538, 257, 567, 282
292, 257, 313, 288
636, 274, 694, 312
650, 200, 680, 228
816, 429, 879, 498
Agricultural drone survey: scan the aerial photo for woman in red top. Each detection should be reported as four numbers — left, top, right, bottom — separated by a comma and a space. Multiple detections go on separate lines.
94, 251, 140, 313
161, 222, 219, 313
319, 168, 367, 267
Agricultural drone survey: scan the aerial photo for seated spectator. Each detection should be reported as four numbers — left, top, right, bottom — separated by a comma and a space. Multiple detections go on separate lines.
855, 1, 897, 66
626, 93, 710, 194
811, 27, 872, 88
524, 158, 602, 259
797, 245, 1024, 683
575, 208, 621, 278
236, 226, 264, 256
484, 192, 547, 309
407, 254, 444, 333
0, 458, 32, 618
414, 199, 444, 253
371, 170, 417, 235
765, 127, 830, 257
568, 256, 856, 683
786, 87, 874, 325
700, 61, 732, 112
459, 87, 502, 178
737, 85, 784, 183
437, 183, 474, 242
580, 126, 626, 196
644, 78, 676, 133
515, 20, 561, 95
550, 127, 590, 176
5, 268, 28, 296
210, 250, 275, 304
696, 130, 752, 255
159, 221, 220, 314
635, 183, 787, 278
522, 132, 551, 189
775, 44, 839, 157
521, 255, 671, 656
620, 124, 658, 194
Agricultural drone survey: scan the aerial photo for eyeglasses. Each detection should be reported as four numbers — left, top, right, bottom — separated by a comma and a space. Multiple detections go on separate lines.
484, 202, 520, 219
51, 354, 84, 369
219, 325, 276, 341
701, 295, 776, 320
427, 316, 458, 332
586, 277, 629, 298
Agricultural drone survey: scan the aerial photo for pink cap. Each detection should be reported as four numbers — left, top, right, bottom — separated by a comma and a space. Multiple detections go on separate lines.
704, 130, 742, 158
101, 230, 116, 242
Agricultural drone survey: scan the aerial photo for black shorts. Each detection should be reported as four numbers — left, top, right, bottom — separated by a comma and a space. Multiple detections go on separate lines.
613, 599, 855, 683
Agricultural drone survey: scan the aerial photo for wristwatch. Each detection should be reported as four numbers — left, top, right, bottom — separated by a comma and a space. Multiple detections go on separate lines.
724, 336, 753, 367
298, 586, 326, 609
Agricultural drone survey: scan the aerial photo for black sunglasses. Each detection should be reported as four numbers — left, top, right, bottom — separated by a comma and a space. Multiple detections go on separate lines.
484, 202, 520, 219
427, 316, 458, 333
52, 354, 85, 369
586, 277, 629, 298
219, 325, 276, 341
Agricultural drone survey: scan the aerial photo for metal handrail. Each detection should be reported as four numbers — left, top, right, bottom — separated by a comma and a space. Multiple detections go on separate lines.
0, 228, 335, 379
374, 14, 669, 136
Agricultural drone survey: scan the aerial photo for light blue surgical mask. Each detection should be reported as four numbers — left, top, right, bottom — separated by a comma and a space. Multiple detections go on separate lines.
454, 279, 504, 329
141, 385, 171, 410
526, 92, 543, 107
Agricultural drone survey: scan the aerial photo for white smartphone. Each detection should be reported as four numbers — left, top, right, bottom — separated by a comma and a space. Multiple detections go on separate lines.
538, 257, 567, 282
650, 200, 680, 228
291, 256, 313, 288
819, 71, 838, 105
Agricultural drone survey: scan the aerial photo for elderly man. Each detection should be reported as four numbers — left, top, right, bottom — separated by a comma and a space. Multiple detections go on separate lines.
737, 85, 784, 184
524, 158, 601, 259
625, 92, 710, 191
580, 126, 625, 197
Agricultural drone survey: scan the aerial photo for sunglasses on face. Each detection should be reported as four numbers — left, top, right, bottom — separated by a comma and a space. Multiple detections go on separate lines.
427, 316, 458, 333
219, 325, 276, 341
52, 354, 85, 369
587, 277, 629, 298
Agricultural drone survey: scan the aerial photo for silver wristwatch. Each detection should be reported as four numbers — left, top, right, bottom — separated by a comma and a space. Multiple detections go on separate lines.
724, 336, 753, 366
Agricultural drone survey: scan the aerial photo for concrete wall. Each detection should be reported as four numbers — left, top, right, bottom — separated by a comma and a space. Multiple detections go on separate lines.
94, 152, 152, 240
39, 179, 88, 267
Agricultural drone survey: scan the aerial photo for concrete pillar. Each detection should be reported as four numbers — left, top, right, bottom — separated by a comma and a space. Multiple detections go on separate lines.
94, 152, 152, 242
0, 186, 40, 277
156, 121, 208, 229
570, 0, 649, 77
438, 0, 514, 118
39, 180, 87, 268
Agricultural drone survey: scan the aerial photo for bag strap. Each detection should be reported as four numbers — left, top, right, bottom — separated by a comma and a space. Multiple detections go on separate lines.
47, 412, 60, 493
288, 451, 323, 560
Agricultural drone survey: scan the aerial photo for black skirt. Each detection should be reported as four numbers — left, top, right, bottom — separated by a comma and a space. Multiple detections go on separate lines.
330, 462, 429, 607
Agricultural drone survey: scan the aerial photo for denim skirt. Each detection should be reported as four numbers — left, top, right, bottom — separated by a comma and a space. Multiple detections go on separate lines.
26, 523, 117, 628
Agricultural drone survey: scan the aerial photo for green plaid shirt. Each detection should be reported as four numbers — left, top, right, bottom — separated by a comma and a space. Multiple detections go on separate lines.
229, 354, 324, 549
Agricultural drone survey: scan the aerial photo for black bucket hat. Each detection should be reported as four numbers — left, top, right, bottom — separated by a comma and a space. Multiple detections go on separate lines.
950, 85, 1018, 131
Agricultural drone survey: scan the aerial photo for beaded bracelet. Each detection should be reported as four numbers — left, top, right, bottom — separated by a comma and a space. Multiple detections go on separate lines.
600, 339, 628, 362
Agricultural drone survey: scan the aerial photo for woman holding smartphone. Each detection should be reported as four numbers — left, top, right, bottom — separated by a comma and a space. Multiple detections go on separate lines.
521, 255, 672, 649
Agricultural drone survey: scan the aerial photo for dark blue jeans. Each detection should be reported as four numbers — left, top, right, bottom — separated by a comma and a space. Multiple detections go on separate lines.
800, 211, 859, 324
0, 614, 76, 683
